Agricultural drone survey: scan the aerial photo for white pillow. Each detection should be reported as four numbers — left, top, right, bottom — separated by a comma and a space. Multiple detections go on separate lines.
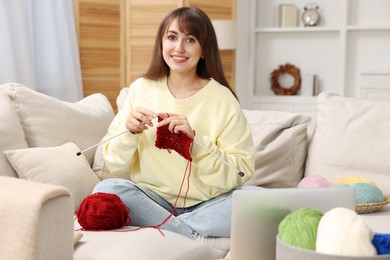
4, 83, 114, 166
243, 109, 311, 188
4, 142, 100, 211
116, 87, 129, 111
305, 92, 390, 196
0, 89, 28, 177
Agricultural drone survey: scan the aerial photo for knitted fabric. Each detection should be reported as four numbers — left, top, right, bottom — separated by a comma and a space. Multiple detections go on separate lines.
155, 116, 194, 161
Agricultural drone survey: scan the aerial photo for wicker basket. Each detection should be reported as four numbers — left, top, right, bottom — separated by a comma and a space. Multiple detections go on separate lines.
356, 196, 390, 214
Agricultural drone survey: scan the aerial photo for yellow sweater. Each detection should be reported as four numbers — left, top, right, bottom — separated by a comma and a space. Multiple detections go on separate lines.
103, 77, 254, 206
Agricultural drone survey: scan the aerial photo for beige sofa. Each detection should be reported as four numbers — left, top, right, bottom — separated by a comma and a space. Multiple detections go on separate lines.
0, 82, 389, 260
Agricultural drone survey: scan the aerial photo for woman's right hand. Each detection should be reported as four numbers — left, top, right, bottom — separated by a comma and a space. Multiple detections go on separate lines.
126, 107, 157, 134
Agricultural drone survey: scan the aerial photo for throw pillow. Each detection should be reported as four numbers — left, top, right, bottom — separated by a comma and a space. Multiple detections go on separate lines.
4, 83, 114, 166
243, 109, 311, 188
0, 88, 28, 177
305, 92, 390, 196
4, 142, 100, 210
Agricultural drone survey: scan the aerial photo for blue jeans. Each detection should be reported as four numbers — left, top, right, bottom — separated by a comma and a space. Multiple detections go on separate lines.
93, 178, 258, 238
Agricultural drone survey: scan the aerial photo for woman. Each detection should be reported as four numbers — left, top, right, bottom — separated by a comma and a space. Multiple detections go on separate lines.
94, 7, 255, 248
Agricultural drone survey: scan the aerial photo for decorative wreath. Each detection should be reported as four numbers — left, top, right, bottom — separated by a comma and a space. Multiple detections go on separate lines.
270, 63, 301, 95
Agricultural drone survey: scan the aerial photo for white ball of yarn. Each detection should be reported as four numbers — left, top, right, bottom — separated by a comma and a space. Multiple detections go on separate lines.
315, 207, 377, 256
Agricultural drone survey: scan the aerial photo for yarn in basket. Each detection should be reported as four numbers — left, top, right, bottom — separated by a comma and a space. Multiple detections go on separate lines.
297, 175, 331, 188
333, 182, 384, 205
315, 207, 377, 256
333, 176, 376, 186
372, 233, 390, 255
351, 182, 384, 204
278, 208, 324, 250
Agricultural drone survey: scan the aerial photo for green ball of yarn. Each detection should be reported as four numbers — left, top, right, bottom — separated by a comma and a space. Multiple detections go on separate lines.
278, 208, 324, 251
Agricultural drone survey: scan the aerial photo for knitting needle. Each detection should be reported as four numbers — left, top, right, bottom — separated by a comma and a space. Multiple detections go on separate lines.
192, 139, 245, 177
76, 129, 130, 156
76, 128, 245, 177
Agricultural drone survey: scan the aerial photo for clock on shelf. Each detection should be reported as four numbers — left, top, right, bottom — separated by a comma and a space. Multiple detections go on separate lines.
301, 3, 321, 27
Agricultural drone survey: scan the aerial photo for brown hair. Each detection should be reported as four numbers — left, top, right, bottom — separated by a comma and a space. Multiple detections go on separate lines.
143, 7, 237, 99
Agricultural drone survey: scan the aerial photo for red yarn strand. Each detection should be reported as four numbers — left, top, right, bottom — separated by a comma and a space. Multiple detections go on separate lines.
76, 117, 194, 236
141, 160, 192, 236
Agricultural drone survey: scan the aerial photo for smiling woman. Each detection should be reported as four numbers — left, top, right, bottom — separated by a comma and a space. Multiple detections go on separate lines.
89, 6, 256, 250
0, 0, 83, 101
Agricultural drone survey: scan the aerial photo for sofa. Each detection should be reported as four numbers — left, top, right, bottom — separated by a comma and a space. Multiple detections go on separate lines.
0, 82, 389, 260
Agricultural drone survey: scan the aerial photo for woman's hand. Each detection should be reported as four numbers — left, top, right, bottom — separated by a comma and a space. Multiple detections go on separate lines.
126, 107, 157, 134
157, 113, 195, 138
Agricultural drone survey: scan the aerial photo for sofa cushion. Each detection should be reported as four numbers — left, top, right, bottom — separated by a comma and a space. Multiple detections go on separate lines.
4, 142, 100, 210
305, 92, 390, 196
243, 109, 311, 188
0, 89, 28, 177
74, 221, 227, 260
3, 83, 114, 166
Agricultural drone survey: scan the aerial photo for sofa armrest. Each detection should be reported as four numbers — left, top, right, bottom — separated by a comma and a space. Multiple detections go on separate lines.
0, 177, 74, 260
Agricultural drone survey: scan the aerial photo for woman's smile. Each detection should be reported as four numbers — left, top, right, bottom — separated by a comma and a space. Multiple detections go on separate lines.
171, 55, 189, 63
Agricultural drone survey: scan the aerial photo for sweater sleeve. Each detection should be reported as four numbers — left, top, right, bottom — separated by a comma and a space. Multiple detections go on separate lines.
102, 86, 140, 174
190, 102, 255, 193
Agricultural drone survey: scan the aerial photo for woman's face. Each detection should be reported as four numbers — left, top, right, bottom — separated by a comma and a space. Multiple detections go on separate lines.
162, 18, 203, 76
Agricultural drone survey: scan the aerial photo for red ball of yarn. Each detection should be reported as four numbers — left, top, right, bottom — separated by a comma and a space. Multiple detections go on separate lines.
76, 192, 131, 230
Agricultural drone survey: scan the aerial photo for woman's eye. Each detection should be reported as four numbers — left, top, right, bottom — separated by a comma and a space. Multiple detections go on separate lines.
187, 37, 196, 43
167, 35, 176, 40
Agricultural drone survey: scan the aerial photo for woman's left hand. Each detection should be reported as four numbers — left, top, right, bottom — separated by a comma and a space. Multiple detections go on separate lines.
157, 113, 195, 138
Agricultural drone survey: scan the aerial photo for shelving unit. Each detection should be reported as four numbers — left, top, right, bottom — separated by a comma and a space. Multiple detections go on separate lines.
236, 0, 390, 113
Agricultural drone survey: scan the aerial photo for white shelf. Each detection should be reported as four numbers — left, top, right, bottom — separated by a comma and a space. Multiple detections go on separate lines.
254, 27, 341, 33
346, 26, 390, 31
236, 0, 390, 111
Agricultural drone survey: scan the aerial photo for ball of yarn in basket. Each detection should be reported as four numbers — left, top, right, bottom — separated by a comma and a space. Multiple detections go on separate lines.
297, 175, 331, 188
372, 233, 390, 255
333, 176, 376, 185
316, 207, 377, 256
76, 192, 132, 230
278, 208, 324, 250
351, 182, 384, 204
333, 182, 384, 205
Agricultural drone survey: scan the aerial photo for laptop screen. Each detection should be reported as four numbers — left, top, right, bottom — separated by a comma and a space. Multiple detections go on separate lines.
230, 186, 355, 260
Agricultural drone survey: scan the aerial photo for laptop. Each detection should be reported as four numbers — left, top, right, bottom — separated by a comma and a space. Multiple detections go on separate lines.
230, 186, 355, 260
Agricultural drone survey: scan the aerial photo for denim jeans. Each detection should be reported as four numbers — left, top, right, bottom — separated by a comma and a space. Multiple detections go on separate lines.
93, 178, 259, 238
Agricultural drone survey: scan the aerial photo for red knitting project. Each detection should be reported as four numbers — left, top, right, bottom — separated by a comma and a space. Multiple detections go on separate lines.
155, 116, 194, 161
76, 117, 195, 235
